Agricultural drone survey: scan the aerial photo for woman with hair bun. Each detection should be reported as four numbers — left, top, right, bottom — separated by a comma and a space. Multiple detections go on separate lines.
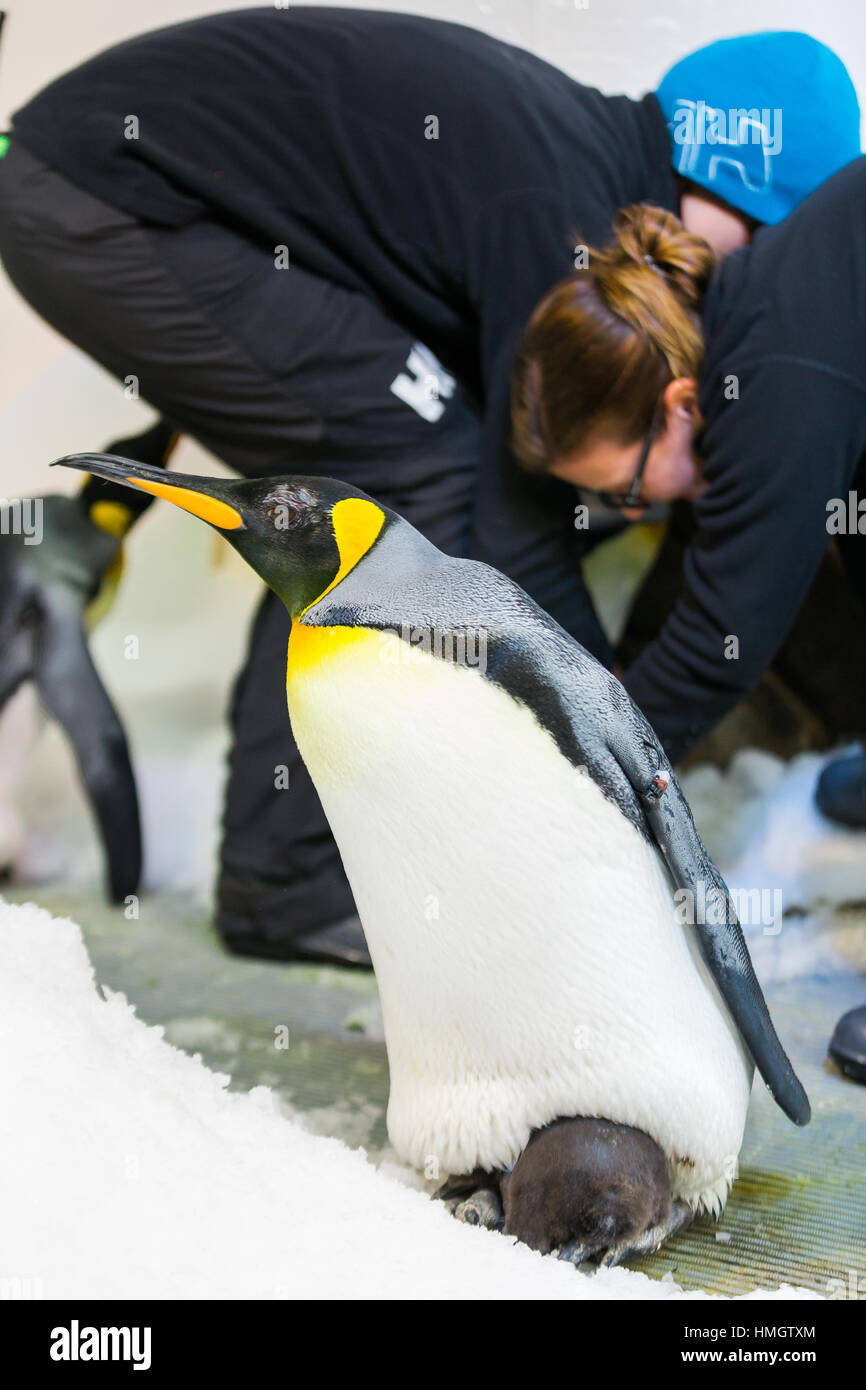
512, 158, 866, 1080
512, 203, 715, 504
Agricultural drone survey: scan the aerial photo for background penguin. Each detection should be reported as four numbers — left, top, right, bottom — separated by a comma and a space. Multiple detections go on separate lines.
0, 421, 177, 901
55, 453, 810, 1266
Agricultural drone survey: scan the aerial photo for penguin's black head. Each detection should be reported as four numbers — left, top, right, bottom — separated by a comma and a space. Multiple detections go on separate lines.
51, 454, 389, 618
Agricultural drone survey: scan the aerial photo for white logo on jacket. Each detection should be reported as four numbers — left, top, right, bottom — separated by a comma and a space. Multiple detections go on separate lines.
390, 343, 456, 422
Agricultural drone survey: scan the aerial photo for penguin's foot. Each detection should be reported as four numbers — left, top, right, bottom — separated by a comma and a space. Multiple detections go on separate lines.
447, 1188, 504, 1230
572, 1199, 693, 1268
436, 1169, 504, 1231
501, 1116, 687, 1266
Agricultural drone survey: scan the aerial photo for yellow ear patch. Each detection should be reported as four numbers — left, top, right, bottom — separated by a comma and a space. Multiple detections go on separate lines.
301, 497, 384, 614
122, 476, 244, 530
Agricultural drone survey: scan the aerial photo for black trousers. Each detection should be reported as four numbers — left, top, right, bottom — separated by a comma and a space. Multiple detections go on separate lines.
0, 139, 486, 954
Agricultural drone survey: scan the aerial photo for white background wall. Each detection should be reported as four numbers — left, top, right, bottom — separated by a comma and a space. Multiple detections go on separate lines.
1, 0, 864, 496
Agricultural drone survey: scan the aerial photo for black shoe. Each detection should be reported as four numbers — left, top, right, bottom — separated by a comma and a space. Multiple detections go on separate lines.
216, 865, 371, 967
828, 1005, 866, 1083
224, 911, 372, 969
287, 915, 372, 969
815, 754, 866, 828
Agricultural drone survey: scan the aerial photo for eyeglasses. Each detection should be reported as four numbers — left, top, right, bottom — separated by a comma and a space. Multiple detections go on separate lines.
596, 412, 661, 511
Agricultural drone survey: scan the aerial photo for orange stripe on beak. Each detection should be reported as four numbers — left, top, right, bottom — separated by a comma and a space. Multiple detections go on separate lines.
125, 476, 244, 530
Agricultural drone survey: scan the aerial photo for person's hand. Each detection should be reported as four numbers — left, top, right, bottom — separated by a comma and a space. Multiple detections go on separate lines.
0, 492, 141, 902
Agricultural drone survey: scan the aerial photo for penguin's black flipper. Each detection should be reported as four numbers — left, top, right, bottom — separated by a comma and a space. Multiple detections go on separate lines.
0, 491, 143, 903
33, 588, 142, 905
606, 718, 811, 1128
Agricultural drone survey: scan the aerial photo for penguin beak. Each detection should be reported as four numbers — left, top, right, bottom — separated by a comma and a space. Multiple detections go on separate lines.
52, 453, 246, 532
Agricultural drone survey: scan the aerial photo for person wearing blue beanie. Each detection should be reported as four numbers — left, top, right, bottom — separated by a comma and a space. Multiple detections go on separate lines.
511, 148, 866, 1078
658, 33, 866, 1077
656, 31, 861, 239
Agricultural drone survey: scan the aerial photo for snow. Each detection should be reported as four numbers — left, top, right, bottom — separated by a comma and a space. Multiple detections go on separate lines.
682, 747, 866, 912
0, 898, 819, 1301
681, 748, 866, 984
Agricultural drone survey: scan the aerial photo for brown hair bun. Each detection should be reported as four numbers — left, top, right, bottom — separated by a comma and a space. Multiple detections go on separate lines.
511, 205, 714, 472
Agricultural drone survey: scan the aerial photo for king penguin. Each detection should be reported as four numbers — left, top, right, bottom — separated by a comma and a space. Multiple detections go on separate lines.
54, 453, 810, 1265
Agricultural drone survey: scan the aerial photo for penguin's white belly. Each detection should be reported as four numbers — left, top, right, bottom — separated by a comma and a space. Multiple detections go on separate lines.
286, 626, 752, 1211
